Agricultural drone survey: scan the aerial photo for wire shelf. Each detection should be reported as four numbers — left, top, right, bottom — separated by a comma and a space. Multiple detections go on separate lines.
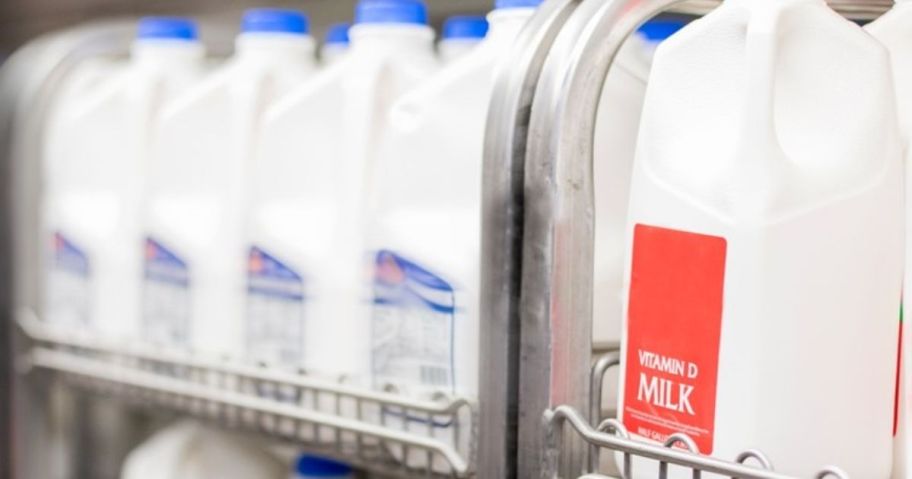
17, 311, 476, 479
550, 354, 850, 479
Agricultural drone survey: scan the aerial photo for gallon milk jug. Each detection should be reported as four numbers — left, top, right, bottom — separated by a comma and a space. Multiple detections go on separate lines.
867, 4, 912, 477
291, 455, 353, 479
43, 17, 203, 340
246, 0, 436, 382
121, 421, 285, 479
617, 0, 904, 477
144, 9, 316, 358
322, 23, 350, 64
365, 0, 541, 469
438, 15, 488, 63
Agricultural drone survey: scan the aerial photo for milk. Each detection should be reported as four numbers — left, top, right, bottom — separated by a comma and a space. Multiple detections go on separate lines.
143, 9, 316, 358
42, 18, 203, 341
121, 422, 286, 479
321, 23, 350, 65
868, 3, 912, 477
438, 15, 488, 63
617, 0, 903, 476
363, 0, 540, 469
245, 0, 436, 382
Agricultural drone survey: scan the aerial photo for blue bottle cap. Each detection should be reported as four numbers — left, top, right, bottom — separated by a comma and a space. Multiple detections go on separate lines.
638, 19, 687, 42
495, 0, 543, 9
295, 455, 352, 477
325, 23, 351, 45
442, 15, 489, 40
355, 0, 429, 26
137, 17, 198, 41
241, 8, 309, 35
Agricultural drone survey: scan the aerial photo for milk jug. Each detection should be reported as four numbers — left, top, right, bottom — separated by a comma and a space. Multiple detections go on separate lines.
617, 0, 903, 477
121, 422, 286, 479
321, 23, 350, 64
144, 9, 316, 358
368, 0, 540, 404
868, 3, 912, 477
245, 0, 436, 381
438, 15, 488, 63
364, 0, 540, 469
43, 17, 203, 340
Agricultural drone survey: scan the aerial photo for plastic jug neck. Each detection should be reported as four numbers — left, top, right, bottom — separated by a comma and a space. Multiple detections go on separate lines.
349, 24, 434, 54
234, 33, 316, 64
131, 40, 204, 68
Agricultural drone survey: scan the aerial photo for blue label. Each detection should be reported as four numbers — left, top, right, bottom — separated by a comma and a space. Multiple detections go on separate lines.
247, 246, 305, 366
53, 232, 89, 276
46, 232, 91, 328
144, 237, 188, 286
371, 250, 456, 393
143, 237, 190, 347
248, 246, 304, 300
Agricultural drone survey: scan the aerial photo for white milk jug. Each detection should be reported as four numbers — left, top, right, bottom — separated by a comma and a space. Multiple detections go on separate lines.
364, 0, 541, 469
43, 17, 204, 340
438, 15, 488, 63
144, 9, 316, 358
868, 3, 912, 477
368, 0, 540, 405
121, 422, 285, 479
617, 0, 903, 477
321, 23, 350, 65
246, 0, 437, 382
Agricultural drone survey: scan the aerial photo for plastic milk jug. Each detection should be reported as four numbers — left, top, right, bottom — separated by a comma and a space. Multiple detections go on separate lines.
363, 0, 541, 469
143, 9, 316, 358
322, 23, 350, 64
121, 422, 285, 479
43, 18, 203, 340
868, 3, 912, 477
245, 0, 436, 381
438, 15, 488, 63
617, 0, 904, 476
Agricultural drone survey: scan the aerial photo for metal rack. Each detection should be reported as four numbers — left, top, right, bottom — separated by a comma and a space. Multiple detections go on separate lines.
18, 311, 475, 478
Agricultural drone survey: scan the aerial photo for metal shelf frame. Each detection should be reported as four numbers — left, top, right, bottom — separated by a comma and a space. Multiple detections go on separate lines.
18, 312, 476, 478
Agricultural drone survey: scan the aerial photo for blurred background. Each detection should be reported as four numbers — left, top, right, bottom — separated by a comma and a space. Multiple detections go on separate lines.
0, 0, 495, 59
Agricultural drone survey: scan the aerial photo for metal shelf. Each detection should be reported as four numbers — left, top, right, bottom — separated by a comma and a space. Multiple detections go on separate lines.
17, 312, 476, 478
546, 405, 849, 479
542, 354, 850, 479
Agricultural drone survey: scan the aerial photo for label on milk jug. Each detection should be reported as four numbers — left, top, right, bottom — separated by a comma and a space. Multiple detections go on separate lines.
46, 232, 90, 329
371, 250, 456, 393
246, 246, 305, 367
623, 224, 726, 454
143, 237, 190, 348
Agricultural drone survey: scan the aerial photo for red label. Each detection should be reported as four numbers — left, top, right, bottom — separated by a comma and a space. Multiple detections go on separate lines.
623, 224, 726, 454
